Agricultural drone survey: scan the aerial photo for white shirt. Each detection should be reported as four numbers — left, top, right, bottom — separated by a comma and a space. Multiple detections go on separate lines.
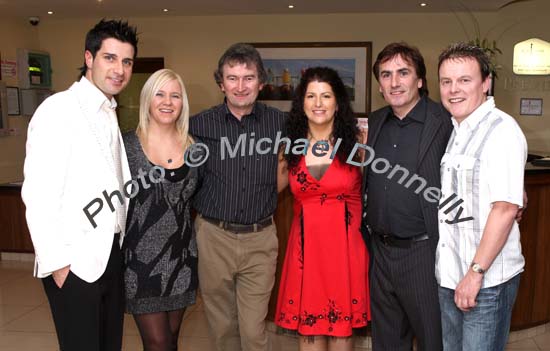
436, 97, 527, 290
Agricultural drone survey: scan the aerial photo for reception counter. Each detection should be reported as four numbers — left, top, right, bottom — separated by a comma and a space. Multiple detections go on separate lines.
1, 164, 550, 330
510, 164, 550, 330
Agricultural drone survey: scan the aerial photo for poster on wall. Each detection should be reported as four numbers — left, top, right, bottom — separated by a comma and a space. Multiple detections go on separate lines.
1, 60, 17, 78
250, 42, 372, 117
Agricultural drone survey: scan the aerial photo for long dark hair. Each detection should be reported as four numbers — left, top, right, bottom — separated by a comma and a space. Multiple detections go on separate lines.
285, 67, 360, 170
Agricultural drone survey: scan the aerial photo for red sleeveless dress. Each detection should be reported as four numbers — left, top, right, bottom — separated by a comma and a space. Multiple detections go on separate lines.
275, 157, 370, 336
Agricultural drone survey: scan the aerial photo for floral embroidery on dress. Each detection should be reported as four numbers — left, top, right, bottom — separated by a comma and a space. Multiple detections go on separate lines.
303, 312, 317, 327
320, 193, 327, 205
291, 167, 319, 192
278, 297, 363, 333
297, 171, 307, 184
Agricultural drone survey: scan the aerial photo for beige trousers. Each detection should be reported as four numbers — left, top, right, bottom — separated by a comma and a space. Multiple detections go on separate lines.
195, 216, 278, 351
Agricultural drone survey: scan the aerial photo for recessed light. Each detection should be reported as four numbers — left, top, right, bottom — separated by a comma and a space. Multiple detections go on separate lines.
288, 5, 294, 9
163, 8, 169, 12
420, 2, 427, 6
47, 11, 53, 15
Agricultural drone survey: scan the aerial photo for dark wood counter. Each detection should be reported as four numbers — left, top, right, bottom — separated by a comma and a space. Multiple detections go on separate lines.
511, 166, 550, 330
0, 183, 33, 253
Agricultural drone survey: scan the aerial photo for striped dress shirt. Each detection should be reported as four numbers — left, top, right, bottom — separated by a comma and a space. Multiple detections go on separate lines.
436, 97, 527, 290
189, 102, 286, 224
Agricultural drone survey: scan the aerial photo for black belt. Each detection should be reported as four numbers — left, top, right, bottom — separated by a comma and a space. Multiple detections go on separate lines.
201, 215, 273, 234
374, 231, 429, 248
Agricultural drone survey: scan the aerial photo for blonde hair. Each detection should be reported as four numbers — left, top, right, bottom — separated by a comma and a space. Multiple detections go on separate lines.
136, 68, 193, 153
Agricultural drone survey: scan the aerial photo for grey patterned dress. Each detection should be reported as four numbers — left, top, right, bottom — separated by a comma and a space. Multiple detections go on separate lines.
122, 132, 198, 314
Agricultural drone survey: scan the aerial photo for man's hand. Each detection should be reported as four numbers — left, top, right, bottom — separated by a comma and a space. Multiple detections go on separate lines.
454, 270, 483, 312
52, 265, 71, 289
515, 189, 528, 223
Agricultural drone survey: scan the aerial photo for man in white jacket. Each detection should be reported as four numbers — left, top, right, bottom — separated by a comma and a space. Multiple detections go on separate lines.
22, 19, 138, 351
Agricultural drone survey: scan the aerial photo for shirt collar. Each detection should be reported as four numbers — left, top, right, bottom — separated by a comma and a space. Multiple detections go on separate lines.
388, 94, 426, 124
78, 76, 118, 112
406, 95, 427, 123
451, 96, 494, 131
222, 99, 263, 122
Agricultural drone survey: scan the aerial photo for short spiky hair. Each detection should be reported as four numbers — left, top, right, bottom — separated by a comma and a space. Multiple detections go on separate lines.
213, 43, 267, 85
79, 19, 138, 78
438, 42, 491, 81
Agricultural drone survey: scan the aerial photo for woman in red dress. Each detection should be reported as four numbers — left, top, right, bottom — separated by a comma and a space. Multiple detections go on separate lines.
276, 67, 370, 351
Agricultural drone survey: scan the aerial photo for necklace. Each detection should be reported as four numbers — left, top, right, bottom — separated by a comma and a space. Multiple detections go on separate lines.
309, 134, 331, 144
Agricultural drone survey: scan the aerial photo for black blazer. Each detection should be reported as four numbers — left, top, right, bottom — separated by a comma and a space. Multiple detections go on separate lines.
361, 96, 452, 244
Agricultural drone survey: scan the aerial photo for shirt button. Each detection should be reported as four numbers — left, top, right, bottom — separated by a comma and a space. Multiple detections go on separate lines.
440, 219, 443, 223
457, 164, 460, 168
393, 144, 397, 148
442, 243, 446, 247
455, 142, 459, 146
384, 186, 387, 190
447, 168, 450, 171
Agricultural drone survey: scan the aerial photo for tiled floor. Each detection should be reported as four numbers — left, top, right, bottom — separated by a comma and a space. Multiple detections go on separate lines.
0, 259, 549, 350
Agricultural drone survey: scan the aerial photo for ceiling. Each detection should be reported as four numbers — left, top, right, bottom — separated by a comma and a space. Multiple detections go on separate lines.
0, 0, 533, 19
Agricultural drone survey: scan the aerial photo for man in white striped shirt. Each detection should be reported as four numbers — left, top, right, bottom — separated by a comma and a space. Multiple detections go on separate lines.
435, 42, 527, 351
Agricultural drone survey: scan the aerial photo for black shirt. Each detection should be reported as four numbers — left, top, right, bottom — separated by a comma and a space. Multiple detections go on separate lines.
366, 97, 427, 238
189, 102, 286, 224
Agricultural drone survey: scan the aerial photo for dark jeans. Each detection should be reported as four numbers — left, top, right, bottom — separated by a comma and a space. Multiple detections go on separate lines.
42, 236, 124, 351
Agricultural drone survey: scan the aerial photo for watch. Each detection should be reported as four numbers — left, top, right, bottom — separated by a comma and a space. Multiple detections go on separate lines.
470, 262, 485, 274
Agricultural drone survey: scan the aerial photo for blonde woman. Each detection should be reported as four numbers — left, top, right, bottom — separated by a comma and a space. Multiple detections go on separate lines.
122, 69, 197, 351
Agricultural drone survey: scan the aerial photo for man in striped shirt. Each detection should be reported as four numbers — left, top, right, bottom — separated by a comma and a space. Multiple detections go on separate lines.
436, 42, 527, 351
189, 43, 286, 351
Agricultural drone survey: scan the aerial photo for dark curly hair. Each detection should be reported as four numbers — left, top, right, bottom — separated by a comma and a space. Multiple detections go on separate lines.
285, 67, 360, 170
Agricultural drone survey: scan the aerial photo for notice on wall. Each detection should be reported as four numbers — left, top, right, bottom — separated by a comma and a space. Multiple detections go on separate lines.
1, 60, 17, 78
513, 38, 550, 75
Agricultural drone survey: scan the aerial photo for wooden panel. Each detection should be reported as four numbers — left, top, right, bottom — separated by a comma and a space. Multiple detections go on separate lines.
531, 180, 550, 324
510, 172, 550, 330
0, 187, 33, 253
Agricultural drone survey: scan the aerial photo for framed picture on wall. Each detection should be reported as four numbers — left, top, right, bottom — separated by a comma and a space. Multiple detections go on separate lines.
250, 42, 372, 117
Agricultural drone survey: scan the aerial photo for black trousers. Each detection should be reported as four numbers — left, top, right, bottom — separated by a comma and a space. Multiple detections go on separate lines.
370, 234, 442, 351
42, 236, 124, 351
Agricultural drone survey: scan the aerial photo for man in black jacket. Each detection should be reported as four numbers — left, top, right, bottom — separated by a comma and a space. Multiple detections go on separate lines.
362, 42, 452, 351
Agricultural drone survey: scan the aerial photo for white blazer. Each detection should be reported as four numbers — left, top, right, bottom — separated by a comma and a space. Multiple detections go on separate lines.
22, 78, 131, 283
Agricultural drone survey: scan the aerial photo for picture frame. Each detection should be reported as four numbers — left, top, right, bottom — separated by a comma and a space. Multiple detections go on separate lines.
520, 98, 543, 116
250, 42, 372, 116
6, 86, 20, 116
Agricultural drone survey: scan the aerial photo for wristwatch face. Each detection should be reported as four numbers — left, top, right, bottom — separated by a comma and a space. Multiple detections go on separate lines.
472, 263, 485, 274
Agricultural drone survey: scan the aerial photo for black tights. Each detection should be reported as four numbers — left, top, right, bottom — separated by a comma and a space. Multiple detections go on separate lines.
133, 308, 186, 351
